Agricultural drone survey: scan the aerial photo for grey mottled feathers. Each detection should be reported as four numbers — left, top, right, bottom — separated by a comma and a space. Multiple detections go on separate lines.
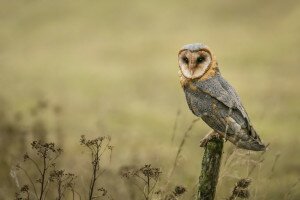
180, 43, 207, 52
184, 73, 266, 151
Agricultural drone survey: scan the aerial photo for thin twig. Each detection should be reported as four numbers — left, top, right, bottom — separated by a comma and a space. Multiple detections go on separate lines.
18, 166, 39, 199
171, 109, 181, 144
170, 119, 199, 179
28, 157, 43, 176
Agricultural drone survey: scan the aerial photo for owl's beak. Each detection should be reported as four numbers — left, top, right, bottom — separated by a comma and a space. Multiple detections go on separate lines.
189, 68, 194, 76
189, 64, 196, 75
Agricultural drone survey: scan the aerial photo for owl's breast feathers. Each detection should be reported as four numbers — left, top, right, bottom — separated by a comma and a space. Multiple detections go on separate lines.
179, 71, 266, 151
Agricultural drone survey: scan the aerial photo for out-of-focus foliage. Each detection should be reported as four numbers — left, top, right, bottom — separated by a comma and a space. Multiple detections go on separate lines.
0, 0, 300, 199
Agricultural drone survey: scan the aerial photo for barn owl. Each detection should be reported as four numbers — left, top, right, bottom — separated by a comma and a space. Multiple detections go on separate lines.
178, 43, 266, 151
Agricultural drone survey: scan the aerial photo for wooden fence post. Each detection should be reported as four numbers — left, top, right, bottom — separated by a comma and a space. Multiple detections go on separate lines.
197, 137, 224, 200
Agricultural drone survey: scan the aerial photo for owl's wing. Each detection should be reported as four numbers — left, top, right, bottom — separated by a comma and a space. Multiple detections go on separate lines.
217, 74, 250, 121
193, 73, 250, 123
190, 74, 265, 151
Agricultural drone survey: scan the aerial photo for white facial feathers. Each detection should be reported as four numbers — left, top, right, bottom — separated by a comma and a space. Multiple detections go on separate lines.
178, 50, 212, 79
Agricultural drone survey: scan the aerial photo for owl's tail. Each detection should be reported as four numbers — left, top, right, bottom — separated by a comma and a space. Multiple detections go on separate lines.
228, 127, 267, 151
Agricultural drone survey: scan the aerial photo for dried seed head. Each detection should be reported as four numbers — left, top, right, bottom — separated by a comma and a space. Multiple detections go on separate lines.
165, 194, 176, 200
154, 189, 162, 195
236, 178, 251, 188
23, 153, 29, 161
119, 165, 137, 178
229, 178, 252, 200
15, 164, 21, 170
20, 185, 29, 192
174, 185, 186, 196
98, 187, 108, 196
233, 188, 250, 199
140, 165, 161, 180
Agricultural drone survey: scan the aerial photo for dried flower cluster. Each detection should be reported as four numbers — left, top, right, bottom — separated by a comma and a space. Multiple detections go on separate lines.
121, 164, 162, 200
228, 178, 252, 200
49, 170, 76, 200
15, 140, 73, 200
31, 140, 63, 160
14, 135, 113, 200
15, 185, 30, 200
163, 185, 186, 200
80, 135, 113, 200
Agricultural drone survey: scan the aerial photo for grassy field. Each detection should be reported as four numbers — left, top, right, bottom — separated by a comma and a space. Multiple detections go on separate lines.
1, 0, 300, 199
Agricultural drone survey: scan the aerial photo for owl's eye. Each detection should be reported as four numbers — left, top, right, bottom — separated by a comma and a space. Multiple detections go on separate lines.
182, 56, 189, 64
197, 56, 205, 63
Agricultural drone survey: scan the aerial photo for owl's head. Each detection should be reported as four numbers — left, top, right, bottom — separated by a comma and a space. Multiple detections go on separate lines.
178, 43, 216, 79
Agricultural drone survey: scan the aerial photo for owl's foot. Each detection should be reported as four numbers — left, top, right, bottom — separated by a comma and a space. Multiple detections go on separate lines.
199, 130, 222, 147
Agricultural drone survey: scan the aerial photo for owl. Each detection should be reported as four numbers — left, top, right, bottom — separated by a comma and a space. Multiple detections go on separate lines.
178, 43, 266, 151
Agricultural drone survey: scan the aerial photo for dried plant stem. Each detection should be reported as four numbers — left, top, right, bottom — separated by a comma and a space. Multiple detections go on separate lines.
18, 166, 39, 199
197, 136, 224, 200
171, 109, 180, 143
170, 119, 199, 178
120, 164, 161, 200
80, 135, 112, 200
39, 151, 47, 200
88, 144, 100, 200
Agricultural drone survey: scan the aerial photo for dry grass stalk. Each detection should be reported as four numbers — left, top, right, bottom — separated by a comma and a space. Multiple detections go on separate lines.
283, 178, 300, 200
171, 109, 181, 144
169, 119, 200, 181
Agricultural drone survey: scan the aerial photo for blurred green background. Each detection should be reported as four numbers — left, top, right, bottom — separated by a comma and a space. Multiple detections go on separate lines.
1, 0, 300, 199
